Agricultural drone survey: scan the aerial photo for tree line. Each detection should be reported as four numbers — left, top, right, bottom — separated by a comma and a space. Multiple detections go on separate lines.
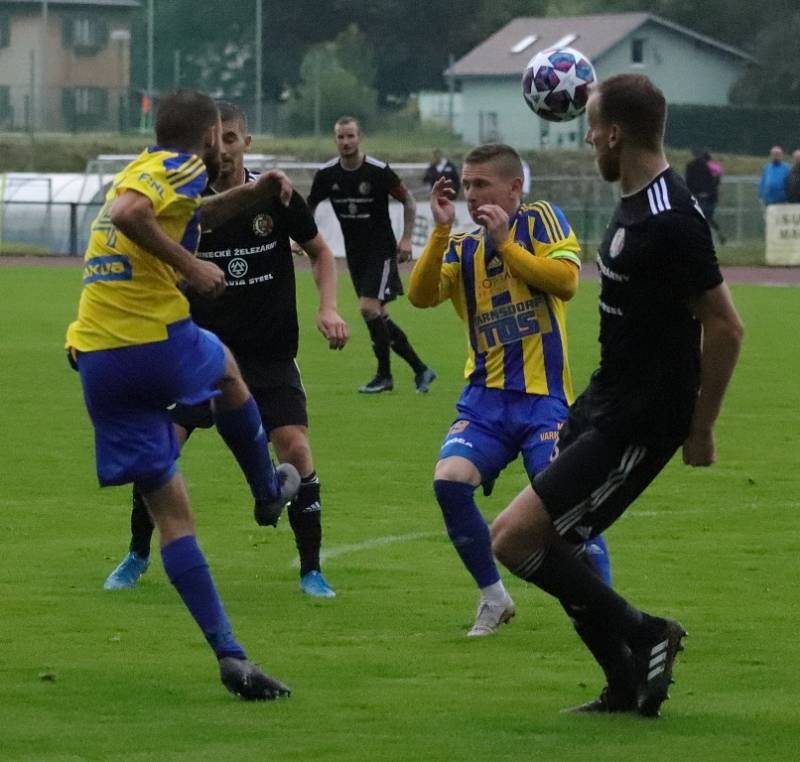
130, 0, 800, 121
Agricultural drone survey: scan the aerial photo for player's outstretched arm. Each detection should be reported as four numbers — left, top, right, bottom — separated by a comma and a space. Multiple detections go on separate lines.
110, 190, 225, 298
199, 170, 293, 231
301, 233, 349, 350
683, 281, 744, 466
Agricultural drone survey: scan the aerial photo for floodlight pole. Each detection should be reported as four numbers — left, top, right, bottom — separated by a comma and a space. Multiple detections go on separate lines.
173, 49, 181, 88
255, 0, 263, 135
447, 53, 455, 134
147, 0, 154, 123
313, 48, 321, 138
40, 0, 48, 131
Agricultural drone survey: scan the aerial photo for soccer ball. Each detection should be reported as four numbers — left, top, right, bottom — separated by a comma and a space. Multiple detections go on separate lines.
522, 47, 596, 122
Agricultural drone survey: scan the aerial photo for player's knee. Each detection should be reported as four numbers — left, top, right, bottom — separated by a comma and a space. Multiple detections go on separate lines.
360, 306, 381, 321
434, 457, 481, 485
278, 437, 312, 474
490, 513, 510, 558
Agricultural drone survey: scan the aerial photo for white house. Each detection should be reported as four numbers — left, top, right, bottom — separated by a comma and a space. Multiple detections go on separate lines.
445, 13, 754, 150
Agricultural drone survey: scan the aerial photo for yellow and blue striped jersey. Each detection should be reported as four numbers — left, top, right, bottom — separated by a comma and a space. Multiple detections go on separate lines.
66, 146, 207, 351
438, 203, 581, 400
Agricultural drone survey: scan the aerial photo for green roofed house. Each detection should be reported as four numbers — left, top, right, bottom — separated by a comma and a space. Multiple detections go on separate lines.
0, 0, 138, 132
445, 13, 754, 150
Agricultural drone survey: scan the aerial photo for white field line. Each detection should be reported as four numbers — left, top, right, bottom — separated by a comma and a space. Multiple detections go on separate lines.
291, 531, 441, 568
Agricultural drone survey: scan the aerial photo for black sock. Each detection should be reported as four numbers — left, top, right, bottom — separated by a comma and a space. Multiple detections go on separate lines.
383, 315, 426, 375
560, 556, 634, 694
569, 609, 635, 696
364, 315, 391, 378
512, 539, 662, 645
129, 487, 155, 559
288, 472, 322, 577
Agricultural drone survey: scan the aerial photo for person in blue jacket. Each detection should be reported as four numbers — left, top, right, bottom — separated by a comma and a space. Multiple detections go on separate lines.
758, 146, 790, 205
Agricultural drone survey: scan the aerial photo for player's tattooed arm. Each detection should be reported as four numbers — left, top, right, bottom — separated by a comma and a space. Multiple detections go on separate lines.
390, 182, 416, 263
110, 190, 225, 298
683, 282, 744, 466
301, 233, 349, 350
200, 170, 293, 230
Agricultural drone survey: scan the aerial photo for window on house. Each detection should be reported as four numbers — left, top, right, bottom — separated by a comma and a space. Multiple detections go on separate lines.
511, 34, 538, 54
631, 38, 645, 64
0, 14, 10, 48
0, 87, 12, 122
62, 86, 108, 129
550, 33, 578, 49
64, 15, 108, 52
479, 111, 500, 142
74, 87, 108, 115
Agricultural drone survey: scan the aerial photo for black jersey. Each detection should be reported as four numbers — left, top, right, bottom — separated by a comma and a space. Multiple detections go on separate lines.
188, 172, 318, 362
307, 155, 402, 258
584, 168, 723, 445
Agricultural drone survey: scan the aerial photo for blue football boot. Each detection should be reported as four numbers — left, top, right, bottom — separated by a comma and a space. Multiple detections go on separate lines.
300, 570, 336, 598
103, 551, 150, 590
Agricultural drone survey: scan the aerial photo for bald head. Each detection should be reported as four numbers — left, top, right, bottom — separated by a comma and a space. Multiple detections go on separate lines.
770, 146, 784, 163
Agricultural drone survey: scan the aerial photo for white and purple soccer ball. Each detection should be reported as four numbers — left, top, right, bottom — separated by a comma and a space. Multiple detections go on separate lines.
522, 47, 596, 123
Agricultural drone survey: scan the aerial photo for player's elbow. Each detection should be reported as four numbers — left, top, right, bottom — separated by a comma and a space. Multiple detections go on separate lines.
555, 280, 578, 302
724, 314, 745, 348
706, 312, 745, 352
407, 282, 438, 308
407, 287, 431, 308
108, 204, 139, 237
552, 267, 580, 301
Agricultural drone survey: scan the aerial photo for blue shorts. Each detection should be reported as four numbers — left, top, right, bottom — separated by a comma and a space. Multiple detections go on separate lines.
439, 385, 568, 482
76, 318, 226, 488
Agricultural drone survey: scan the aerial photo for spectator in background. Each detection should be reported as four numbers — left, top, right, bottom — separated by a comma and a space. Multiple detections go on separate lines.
685, 147, 726, 244
784, 149, 800, 203
424, 149, 461, 197
758, 146, 790, 205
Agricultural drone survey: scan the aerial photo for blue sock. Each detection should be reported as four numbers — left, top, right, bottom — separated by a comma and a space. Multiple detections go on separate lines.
214, 396, 279, 502
161, 535, 247, 660
584, 534, 613, 587
434, 479, 500, 588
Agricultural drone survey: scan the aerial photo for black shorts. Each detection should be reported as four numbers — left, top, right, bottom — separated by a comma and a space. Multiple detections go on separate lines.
170, 357, 308, 433
347, 251, 403, 303
532, 401, 679, 545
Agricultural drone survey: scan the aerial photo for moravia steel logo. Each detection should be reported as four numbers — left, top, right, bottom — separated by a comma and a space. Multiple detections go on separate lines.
228, 258, 248, 278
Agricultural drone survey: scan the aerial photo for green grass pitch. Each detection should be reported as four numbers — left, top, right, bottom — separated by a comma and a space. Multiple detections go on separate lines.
0, 265, 798, 761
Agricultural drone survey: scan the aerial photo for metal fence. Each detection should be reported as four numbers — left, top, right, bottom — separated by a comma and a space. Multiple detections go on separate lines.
0, 86, 136, 133
0, 172, 767, 259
